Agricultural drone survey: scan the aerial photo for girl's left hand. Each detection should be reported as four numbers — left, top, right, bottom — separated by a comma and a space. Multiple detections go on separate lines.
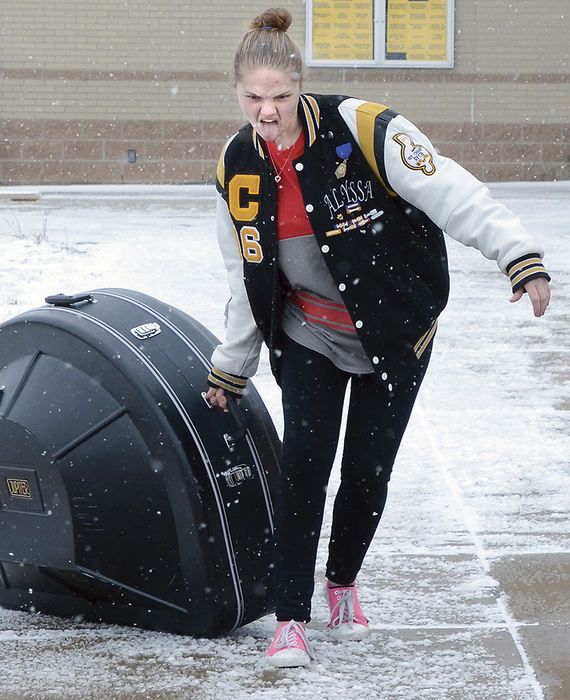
510, 277, 551, 317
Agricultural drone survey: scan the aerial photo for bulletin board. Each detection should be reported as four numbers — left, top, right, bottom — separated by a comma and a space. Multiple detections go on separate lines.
306, 0, 454, 68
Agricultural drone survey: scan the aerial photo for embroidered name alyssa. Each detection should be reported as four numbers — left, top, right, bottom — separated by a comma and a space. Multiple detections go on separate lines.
323, 180, 374, 219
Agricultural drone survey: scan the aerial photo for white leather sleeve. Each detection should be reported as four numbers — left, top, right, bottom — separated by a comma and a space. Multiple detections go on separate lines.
383, 114, 545, 273
210, 193, 264, 377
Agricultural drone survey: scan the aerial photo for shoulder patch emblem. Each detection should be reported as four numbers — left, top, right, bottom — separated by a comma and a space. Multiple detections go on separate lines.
393, 133, 436, 176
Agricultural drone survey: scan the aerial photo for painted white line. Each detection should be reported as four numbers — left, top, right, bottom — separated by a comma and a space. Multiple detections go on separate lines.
416, 402, 546, 700
369, 622, 539, 631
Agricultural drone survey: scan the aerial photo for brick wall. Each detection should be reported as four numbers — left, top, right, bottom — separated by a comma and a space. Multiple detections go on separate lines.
0, 0, 568, 185
0, 117, 243, 185
1, 114, 566, 187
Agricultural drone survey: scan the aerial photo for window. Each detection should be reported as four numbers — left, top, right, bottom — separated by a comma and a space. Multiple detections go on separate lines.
306, 0, 454, 68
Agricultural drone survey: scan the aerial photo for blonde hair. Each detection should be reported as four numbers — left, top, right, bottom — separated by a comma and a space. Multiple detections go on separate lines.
232, 8, 304, 83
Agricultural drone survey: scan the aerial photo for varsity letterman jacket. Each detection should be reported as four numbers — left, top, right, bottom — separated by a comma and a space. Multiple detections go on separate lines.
208, 94, 549, 395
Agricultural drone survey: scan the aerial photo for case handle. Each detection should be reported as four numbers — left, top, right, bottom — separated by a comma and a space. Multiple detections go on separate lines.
201, 391, 247, 452
45, 292, 94, 307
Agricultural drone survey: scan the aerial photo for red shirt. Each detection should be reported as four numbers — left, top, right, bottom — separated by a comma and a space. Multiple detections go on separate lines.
266, 132, 313, 240
266, 131, 357, 338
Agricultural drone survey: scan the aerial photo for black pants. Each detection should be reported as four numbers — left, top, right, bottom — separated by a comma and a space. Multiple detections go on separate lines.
274, 334, 431, 622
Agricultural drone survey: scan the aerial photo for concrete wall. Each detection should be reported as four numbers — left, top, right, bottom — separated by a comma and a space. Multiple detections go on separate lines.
0, 0, 568, 185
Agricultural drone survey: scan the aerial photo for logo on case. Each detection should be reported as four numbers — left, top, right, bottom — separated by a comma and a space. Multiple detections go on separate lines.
130, 322, 161, 339
7, 478, 32, 498
221, 465, 254, 488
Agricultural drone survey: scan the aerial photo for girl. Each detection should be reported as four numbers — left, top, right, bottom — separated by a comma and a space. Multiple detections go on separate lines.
205, 8, 550, 667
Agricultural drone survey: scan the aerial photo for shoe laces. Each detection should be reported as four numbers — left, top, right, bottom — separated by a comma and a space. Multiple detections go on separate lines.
274, 621, 316, 660
329, 588, 357, 629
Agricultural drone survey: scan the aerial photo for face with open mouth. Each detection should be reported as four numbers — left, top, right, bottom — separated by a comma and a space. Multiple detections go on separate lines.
235, 66, 303, 149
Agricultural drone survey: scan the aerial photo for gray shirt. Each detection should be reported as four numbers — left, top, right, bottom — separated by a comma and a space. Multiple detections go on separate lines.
279, 234, 373, 375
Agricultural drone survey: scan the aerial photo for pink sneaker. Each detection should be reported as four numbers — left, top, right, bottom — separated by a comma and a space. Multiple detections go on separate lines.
266, 620, 316, 667
326, 582, 370, 639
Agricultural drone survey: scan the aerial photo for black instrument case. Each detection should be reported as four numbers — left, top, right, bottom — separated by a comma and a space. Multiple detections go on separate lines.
0, 288, 280, 636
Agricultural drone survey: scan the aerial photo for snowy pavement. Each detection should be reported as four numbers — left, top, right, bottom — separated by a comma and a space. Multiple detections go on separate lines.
0, 182, 568, 699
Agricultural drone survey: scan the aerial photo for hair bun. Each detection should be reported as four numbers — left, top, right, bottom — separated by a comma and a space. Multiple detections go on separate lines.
250, 8, 292, 32
233, 7, 303, 81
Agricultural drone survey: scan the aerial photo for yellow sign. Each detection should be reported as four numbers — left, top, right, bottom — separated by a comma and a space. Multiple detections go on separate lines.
312, 0, 374, 61
386, 0, 448, 62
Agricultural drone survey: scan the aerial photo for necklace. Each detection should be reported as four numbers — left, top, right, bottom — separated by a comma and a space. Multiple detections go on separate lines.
267, 143, 295, 183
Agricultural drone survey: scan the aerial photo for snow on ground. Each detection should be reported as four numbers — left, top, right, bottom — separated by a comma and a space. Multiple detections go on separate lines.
0, 182, 568, 699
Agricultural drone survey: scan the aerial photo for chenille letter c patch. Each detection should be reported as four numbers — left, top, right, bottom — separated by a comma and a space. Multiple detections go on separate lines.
393, 133, 436, 176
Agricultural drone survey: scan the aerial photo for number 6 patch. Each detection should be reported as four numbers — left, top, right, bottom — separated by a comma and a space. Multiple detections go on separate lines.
393, 133, 436, 176
238, 226, 263, 263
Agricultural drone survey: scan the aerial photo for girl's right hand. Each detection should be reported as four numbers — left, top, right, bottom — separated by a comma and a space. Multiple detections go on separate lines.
204, 386, 229, 413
